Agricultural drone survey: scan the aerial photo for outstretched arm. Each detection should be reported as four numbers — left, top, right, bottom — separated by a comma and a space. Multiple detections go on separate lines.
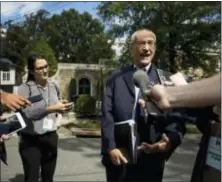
147, 74, 220, 109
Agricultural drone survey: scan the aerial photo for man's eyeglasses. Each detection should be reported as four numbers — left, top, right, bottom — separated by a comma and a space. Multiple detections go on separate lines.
136, 40, 156, 48
35, 64, 49, 71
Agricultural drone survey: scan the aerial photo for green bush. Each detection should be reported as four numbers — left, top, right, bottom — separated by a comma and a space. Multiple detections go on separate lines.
75, 94, 96, 116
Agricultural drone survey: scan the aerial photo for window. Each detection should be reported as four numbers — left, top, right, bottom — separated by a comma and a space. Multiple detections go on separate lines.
2, 72, 10, 81
79, 78, 90, 95
0, 70, 15, 85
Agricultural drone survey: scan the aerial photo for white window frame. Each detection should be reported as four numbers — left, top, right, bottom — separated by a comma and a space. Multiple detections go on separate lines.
0, 70, 15, 85
2, 72, 10, 81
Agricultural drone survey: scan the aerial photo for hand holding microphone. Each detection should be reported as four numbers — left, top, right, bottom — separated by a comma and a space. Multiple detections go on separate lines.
143, 71, 189, 110
140, 73, 221, 109
133, 70, 197, 124
138, 85, 171, 110
133, 69, 163, 117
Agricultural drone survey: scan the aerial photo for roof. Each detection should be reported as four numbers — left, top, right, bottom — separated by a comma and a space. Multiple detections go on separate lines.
0, 58, 16, 71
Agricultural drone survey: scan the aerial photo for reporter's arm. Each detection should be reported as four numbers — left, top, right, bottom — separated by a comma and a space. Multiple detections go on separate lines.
166, 74, 220, 108
0, 90, 31, 111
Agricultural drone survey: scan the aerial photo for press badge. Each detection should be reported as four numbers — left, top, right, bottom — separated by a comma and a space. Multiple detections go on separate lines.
205, 136, 221, 171
43, 118, 54, 131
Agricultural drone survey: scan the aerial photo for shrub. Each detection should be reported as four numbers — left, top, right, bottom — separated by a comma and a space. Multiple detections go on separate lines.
75, 94, 96, 116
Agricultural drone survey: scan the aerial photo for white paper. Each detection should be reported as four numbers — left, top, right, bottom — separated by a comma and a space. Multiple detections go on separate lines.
115, 119, 135, 125
170, 72, 188, 86
43, 118, 54, 131
205, 136, 221, 171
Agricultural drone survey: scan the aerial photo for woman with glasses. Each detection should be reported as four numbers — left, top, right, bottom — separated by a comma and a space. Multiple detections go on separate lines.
17, 54, 73, 182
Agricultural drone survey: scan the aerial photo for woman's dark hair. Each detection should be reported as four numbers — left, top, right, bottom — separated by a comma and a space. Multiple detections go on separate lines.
26, 54, 45, 82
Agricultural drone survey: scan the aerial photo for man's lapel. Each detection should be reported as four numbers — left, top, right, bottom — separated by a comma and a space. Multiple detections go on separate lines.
122, 65, 135, 98
147, 64, 160, 84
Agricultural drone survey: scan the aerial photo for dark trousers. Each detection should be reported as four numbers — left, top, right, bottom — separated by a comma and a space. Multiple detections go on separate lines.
18, 131, 58, 182
102, 152, 165, 182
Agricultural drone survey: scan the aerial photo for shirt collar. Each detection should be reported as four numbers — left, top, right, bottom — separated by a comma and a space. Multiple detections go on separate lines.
134, 63, 152, 72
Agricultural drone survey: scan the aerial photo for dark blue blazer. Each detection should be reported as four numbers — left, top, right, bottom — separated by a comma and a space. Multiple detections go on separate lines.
100, 64, 186, 160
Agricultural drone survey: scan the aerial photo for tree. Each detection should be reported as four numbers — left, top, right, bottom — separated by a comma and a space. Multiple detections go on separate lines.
97, 2, 221, 76
25, 38, 58, 76
1, 22, 30, 74
2, 8, 115, 75
23, 9, 50, 40
44, 9, 115, 63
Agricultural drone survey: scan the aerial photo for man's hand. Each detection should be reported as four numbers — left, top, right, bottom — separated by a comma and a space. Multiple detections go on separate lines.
0, 134, 10, 142
109, 148, 128, 165
1, 92, 31, 111
137, 133, 170, 153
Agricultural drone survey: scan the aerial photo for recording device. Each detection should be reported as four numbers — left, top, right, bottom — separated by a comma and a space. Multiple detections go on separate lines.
156, 69, 172, 85
169, 72, 188, 85
0, 112, 26, 135
133, 69, 163, 117
27, 94, 43, 103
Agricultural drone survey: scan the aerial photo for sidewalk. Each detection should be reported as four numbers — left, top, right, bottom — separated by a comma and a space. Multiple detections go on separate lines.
1, 134, 200, 182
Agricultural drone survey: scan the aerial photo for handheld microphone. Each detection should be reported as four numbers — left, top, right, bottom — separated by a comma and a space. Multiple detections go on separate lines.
133, 69, 162, 117
133, 69, 197, 125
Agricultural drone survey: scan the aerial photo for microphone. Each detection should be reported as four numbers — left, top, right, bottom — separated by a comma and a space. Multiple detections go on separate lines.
133, 69, 197, 125
133, 69, 162, 117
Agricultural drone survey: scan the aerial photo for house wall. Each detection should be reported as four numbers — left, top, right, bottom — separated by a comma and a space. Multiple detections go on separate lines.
51, 63, 106, 99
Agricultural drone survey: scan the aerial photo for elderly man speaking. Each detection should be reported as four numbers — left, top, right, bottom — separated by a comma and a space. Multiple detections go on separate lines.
100, 29, 186, 182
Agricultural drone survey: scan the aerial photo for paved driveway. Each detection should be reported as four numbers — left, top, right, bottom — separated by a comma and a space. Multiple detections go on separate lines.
1, 134, 200, 181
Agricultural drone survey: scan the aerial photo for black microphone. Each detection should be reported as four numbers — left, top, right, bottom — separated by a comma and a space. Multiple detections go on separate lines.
133, 69, 162, 117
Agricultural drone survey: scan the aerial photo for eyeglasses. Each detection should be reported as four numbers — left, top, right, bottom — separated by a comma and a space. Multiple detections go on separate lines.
35, 64, 49, 71
136, 40, 156, 48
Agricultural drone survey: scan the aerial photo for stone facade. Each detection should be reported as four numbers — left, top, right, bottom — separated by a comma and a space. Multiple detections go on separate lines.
50, 63, 108, 100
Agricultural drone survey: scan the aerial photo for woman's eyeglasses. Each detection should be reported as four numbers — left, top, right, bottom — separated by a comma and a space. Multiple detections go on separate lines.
35, 64, 49, 71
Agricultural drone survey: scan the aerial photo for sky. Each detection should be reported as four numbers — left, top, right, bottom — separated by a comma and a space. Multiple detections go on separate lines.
0, 1, 126, 57
1, 2, 100, 24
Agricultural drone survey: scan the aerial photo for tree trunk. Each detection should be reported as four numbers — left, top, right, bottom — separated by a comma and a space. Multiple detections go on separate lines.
169, 31, 177, 73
